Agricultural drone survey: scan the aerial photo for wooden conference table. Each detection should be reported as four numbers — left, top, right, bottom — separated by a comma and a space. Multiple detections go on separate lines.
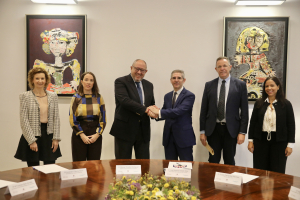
0, 159, 299, 199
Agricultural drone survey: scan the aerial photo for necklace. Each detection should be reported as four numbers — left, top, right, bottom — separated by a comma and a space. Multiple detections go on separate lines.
32, 90, 47, 98
36, 94, 47, 98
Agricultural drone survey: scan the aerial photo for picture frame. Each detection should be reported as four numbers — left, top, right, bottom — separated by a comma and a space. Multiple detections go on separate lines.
223, 17, 289, 101
26, 15, 87, 96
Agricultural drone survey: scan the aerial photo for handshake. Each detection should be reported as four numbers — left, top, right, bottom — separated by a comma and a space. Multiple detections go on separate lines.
145, 105, 160, 118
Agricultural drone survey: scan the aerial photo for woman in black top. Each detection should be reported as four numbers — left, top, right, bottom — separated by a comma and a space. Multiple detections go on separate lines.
248, 77, 295, 174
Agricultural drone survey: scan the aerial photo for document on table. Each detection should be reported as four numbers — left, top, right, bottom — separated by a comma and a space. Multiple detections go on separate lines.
231, 172, 259, 183
0, 180, 15, 189
33, 164, 68, 174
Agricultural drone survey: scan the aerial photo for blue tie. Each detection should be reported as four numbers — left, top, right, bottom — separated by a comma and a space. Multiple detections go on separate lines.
135, 82, 143, 105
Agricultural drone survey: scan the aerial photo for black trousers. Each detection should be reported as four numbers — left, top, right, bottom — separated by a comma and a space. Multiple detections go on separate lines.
115, 124, 149, 159
164, 131, 193, 161
253, 132, 288, 174
72, 121, 102, 161
207, 123, 237, 165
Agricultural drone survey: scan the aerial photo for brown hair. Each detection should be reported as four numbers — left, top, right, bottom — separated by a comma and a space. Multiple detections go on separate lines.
77, 72, 100, 96
27, 67, 50, 89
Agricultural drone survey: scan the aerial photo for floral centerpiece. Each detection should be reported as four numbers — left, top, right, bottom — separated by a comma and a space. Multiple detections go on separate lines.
105, 173, 201, 200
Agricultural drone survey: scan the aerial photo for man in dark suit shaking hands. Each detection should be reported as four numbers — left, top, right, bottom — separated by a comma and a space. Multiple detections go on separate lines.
200, 57, 248, 165
149, 70, 196, 161
110, 59, 155, 159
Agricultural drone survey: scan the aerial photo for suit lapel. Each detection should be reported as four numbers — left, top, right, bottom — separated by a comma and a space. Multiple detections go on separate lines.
226, 76, 235, 104
212, 79, 218, 107
174, 88, 186, 108
126, 75, 141, 104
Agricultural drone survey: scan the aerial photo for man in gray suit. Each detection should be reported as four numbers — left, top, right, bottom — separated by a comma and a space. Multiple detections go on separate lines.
199, 56, 248, 165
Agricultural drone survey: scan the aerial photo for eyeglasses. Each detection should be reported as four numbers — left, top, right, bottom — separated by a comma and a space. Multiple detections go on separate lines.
132, 66, 147, 73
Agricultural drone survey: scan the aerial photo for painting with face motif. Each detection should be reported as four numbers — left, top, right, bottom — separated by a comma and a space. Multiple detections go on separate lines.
26, 15, 86, 96
223, 17, 288, 101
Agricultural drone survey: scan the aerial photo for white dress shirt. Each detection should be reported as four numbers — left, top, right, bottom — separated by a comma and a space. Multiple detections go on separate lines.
158, 86, 184, 118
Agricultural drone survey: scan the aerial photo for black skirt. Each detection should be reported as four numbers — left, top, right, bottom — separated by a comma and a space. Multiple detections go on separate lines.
14, 123, 62, 162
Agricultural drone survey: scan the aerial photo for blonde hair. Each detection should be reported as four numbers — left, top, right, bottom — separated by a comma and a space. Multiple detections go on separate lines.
28, 67, 50, 89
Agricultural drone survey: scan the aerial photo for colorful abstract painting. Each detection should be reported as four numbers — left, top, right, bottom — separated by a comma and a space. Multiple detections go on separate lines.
26, 15, 86, 96
223, 17, 288, 101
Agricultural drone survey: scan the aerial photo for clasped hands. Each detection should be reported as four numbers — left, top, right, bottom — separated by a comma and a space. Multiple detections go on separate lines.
80, 133, 100, 144
145, 105, 160, 118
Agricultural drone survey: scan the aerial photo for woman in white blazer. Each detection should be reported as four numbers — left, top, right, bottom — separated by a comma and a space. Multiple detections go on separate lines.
15, 67, 61, 167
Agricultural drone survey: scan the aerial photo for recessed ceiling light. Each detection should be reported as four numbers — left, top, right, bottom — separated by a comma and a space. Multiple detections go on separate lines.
31, 0, 78, 4
235, 0, 285, 6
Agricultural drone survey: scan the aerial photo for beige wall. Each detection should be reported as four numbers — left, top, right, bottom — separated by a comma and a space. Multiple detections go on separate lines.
0, 0, 299, 176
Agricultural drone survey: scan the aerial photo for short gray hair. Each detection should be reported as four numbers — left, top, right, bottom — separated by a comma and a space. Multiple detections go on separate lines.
132, 59, 147, 68
216, 56, 230, 66
171, 69, 185, 79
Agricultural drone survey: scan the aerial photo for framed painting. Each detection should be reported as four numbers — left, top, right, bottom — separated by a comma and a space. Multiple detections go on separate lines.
223, 17, 289, 101
26, 15, 86, 96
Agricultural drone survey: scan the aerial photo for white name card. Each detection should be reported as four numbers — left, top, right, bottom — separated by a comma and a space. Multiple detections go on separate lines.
214, 172, 242, 186
116, 165, 141, 180
289, 186, 300, 200
168, 162, 193, 170
165, 168, 191, 182
60, 168, 88, 180
116, 165, 141, 174
214, 181, 242, 194
60, 178, 88, 189
4, 179, 38, 196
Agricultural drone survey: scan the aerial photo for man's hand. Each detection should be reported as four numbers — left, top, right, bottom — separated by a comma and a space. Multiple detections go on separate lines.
248, 142, 254, 153
200, 134, 207, 146
146, 106, 159, 118
237, 133, 245, 145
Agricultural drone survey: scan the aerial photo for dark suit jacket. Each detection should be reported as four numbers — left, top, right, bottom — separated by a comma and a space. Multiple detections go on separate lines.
159, 88, 196, 148
200, 76, 249, 138
109, 74, 155, 142
248, 99, 295, 142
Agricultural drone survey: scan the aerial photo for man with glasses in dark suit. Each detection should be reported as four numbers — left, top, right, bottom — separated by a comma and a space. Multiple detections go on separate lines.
110, 59, 156, 159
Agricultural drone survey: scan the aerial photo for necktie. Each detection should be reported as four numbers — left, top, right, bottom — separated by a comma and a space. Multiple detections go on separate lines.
172, 92, 177, 108
217, 80, 226, 121
135, 82, 143, 105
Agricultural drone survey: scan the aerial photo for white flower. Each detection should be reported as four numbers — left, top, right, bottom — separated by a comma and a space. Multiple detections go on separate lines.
155, 191, 164, 197
180, 191, 189, 198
